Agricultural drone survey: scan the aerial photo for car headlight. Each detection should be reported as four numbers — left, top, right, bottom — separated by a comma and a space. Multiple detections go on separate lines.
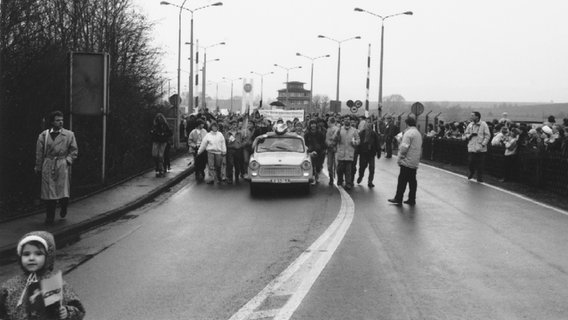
301, 160, 311, 171
249, 160, 260, 171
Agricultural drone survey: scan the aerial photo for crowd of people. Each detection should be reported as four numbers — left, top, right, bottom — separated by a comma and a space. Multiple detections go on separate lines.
425, 112, 568, 182
150, 108, 420, 194
427, 113, 568, 156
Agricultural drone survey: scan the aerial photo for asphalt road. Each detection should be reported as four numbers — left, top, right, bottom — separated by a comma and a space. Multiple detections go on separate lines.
65, 177, 341, 320
4, 157, 568, 319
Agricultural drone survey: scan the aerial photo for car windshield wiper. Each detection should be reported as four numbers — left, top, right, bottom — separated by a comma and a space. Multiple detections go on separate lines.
271, 145, 291, 151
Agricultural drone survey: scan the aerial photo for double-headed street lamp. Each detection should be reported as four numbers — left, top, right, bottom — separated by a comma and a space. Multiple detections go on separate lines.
250, 71, 274, 107
354, 8, 412, 117
317, 35, 361, 103
273, 64, 302, 106
160, 0, 223, 148
222, 77, 243, 112
296, 52, 330, 110
200, 42, 225, 108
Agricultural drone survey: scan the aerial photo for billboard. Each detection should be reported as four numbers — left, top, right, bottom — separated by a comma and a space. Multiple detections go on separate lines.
70, 52, 109, 115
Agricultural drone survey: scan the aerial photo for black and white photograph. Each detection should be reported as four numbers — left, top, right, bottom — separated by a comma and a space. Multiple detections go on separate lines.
1, 0, 568, 319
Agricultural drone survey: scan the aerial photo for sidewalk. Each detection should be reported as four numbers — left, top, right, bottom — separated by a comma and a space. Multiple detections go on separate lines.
0, 154, 195, 260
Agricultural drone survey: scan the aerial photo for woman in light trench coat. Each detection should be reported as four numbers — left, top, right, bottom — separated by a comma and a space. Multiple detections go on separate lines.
35, 111, 78, 225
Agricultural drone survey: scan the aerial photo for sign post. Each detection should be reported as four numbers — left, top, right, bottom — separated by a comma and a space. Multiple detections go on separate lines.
69, 52, 109, 183
410, 102, 425, 130
410, 102, 424, 117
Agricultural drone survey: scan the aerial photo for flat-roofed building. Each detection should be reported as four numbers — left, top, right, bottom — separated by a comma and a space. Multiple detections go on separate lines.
276, 81, 310, 110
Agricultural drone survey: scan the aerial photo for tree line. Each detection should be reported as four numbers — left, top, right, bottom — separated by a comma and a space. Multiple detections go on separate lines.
0, 0, 166, 219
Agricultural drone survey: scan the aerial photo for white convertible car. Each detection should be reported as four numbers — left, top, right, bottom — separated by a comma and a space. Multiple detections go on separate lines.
247, 128, 314, 196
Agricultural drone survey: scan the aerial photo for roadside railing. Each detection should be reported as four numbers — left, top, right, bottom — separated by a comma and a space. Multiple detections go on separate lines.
422, 137, 568, 196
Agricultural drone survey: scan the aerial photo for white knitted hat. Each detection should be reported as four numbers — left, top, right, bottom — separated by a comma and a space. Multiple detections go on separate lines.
17, 235, 48, 256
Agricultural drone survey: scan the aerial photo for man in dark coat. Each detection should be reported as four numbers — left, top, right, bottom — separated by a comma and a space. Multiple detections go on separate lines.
304, 120, 326, 185
356, 121, 382, 188
375, 116, 387, 157
384, 115, 399, 158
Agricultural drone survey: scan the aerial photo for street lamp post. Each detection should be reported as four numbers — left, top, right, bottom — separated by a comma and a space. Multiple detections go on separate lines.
295, 52, 330, 111
160, 0, 223, 147
200, 58, 220, 108
222, 77, 243, 112
354, 8, 412, 117
250, 71, 274, 107
201, 42, 225, 109
273, 64, 302, 107
317, 35, 361, 103
207, 81, 220, 108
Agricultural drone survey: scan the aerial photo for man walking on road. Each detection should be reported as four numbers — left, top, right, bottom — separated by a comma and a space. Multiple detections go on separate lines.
336, 116, 360, 190
188, 119, 208, 181
388, 114, 422, 205
464, 111, 491, 182
35, 110, 78, 225
325, 117, 340, 186
384, 115, 399, 158
225, 120, 244, 184
356, 120, 381, 188
304, 120, 326, 185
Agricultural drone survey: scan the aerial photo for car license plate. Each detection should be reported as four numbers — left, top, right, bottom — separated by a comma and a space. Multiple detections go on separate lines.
271, 178, 290, 183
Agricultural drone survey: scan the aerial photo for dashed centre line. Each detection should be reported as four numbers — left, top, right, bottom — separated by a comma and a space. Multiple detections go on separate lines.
229, 186, 355, 320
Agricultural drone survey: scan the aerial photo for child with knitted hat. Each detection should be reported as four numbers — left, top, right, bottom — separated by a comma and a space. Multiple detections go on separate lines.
0, 231, 85, 319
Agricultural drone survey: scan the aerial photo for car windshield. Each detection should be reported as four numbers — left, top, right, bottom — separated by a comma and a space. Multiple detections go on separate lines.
256, 136, 305, 153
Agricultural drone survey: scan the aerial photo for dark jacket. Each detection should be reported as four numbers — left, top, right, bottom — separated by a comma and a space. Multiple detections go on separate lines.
358, 128, 381, 156
385, 121, 399, 139
304, 129, 326, 155
150, 123, 173, 143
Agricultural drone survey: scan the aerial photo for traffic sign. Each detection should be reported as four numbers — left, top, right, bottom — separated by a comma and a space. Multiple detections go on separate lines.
244, 83, 252, 93
169, 94, 182, 106
355, 100, 363, 108
346, 100, 354, 108
350, 106, 358, 113
411, 102, 424, 116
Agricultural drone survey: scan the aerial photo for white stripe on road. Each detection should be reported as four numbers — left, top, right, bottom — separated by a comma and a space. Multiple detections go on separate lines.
228, 187, 355, 320
421, 162, 568, 216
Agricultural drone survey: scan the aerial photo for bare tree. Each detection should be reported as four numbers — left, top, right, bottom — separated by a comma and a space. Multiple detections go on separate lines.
0, 0, 166, 217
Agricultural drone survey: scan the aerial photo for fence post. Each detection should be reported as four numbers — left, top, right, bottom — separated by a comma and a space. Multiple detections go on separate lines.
424, 110, 432, 134
434, 112, 442, 129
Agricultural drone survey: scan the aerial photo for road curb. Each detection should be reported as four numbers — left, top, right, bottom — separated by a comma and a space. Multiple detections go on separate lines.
0, 164, 195, 261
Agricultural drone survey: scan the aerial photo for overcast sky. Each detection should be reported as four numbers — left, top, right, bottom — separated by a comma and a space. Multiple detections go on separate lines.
135, 0, 568, 104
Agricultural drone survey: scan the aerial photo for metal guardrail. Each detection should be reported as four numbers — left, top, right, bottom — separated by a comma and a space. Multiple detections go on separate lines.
422, 137, 568, 196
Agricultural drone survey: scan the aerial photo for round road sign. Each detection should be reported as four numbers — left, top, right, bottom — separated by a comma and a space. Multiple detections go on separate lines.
244, 83, 252, 93
350, 106, 358, 113
355, 100, 363, 108
346, 100, 354, 108
411, 102, 424, 116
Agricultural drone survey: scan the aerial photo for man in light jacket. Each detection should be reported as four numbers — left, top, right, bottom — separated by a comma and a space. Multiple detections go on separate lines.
388, 114, 422, 205
198, 122, 227, 184
188, 119, 208, 181
336, 116, 360, 190
464, 111, 491, 182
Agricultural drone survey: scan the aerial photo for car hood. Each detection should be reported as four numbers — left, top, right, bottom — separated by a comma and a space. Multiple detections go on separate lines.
253, 152, 308, 165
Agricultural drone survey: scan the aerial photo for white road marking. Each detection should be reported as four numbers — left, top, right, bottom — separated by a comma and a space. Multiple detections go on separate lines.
421, 162, 568, 216
228, 187, 355, 320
